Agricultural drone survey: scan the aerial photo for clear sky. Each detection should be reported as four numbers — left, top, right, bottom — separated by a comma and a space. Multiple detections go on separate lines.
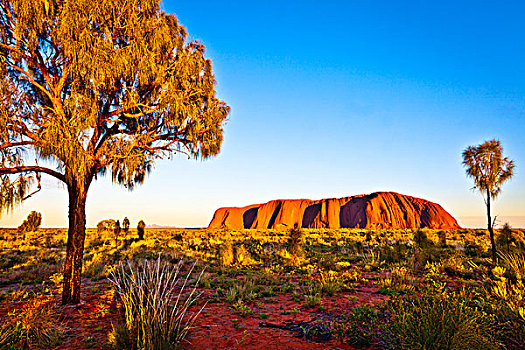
1, 0, 524, 229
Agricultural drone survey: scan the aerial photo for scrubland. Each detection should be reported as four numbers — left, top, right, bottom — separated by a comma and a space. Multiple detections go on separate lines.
0, 226, 524, 349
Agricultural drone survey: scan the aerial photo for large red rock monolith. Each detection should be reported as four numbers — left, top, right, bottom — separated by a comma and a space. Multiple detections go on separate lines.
208, 192, 461, 230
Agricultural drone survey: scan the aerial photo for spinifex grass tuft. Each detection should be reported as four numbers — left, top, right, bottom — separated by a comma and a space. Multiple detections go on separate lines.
109, 258, 205, 350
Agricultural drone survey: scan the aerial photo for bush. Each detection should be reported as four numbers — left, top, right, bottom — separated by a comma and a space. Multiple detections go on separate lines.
137, 220, 146, 241
122, 217, 130, 233
287, 226, 305, 259
0, 299, 63, 348
496, 223, 517, 255
380, 290, 500, 350
97, 219, 116, 234
333, 306, 380, 348
218, 232, 234, 267
109, 258, 204, 350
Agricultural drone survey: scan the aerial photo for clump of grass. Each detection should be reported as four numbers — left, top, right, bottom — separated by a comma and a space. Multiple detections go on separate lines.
225, 277, 258, 304
318, 270, 343, 296
109, 258, 205, 350
0, 298, 64, 348
491, 252, 525, 321
381, 290, 501, 350
303, 286, 321, 308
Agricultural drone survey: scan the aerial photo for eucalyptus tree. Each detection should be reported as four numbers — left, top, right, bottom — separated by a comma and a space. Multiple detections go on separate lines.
0, 0, 229, 303
462, 139, 515, 263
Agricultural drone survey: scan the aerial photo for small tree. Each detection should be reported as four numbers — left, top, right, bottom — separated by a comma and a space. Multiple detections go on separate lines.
0, 0, 229, 304
137, 220, 146, 241
18, 210, 42, 233
114, 220, 121, 247
462, 139, 515, 263
122, 217, 130, 233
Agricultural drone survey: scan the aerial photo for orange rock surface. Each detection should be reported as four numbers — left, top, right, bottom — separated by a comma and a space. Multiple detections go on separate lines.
208, 192, 461, 229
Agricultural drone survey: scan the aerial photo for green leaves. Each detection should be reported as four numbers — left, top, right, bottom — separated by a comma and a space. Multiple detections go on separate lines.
0, 0, 229, 190
462, 139, 515, 199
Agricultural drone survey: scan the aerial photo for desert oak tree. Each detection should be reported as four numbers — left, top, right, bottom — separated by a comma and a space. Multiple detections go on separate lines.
0, 0, 229, 303
462, 139, 515, 263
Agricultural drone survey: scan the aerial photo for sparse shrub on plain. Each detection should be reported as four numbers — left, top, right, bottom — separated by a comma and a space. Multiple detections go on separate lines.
410, 230, 441, 270
122, 217, 130, 233
438, 230, 447, 246
109, 258, 205, 350
496, 223, 517, 255
333, 306, 380, 348
491, 252, 525, 322
218, 231, 234, 267
137, 220, 146, 241
234, 244, 256, 265
302, 285, 322, 308
380, 242, 409, 264
287, 225, 305, 266
413, 229, 432, 248
114, 220, 121, 247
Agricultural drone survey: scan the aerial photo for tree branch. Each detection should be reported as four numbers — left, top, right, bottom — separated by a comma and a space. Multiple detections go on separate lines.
0, 166, 66, 183
0, 141, 34, 150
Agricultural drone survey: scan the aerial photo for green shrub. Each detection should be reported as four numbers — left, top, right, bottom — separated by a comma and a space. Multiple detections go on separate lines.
381, 290, 500, 350
287, 226, 305, 259
333, 306, 379, 348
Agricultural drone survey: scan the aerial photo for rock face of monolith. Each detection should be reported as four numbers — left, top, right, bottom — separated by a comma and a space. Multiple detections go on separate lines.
207, 192, 461, 230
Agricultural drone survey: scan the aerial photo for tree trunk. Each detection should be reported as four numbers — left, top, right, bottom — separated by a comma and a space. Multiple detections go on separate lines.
487, 191, 497, 264
62, 181, 89, 304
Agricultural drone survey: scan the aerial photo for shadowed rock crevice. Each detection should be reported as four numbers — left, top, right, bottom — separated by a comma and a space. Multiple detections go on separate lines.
208, 192, 461, 230
243, 207, 259, 229
302, 203, 321, 228
267, 202, 282, 229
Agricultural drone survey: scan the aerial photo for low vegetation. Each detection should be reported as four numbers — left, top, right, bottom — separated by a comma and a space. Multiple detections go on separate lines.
0, 225, 524, 349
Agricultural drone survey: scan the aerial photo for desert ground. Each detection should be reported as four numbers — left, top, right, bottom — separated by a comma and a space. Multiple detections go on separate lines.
1, 226, 524, 349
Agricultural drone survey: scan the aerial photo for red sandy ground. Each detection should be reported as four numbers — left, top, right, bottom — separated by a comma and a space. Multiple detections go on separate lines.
0, 274, 386, 350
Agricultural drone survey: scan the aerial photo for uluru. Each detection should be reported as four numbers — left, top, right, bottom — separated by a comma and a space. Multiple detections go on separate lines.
208, 191, 461, 230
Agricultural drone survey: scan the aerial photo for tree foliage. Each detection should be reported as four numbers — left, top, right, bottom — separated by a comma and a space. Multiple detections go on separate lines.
462, 139, 515, 263
462, 139, 515, 201
0, 0, 229, 212
0, 0, 229, 303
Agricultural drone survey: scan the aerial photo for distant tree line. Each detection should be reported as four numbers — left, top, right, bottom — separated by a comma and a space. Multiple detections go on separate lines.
96, 217, 146, 245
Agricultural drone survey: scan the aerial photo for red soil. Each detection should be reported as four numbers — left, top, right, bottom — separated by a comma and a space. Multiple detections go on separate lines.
0, 275, 387, 349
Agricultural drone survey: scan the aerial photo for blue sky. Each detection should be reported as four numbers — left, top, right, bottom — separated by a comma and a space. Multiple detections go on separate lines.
1, 0, 524, 228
